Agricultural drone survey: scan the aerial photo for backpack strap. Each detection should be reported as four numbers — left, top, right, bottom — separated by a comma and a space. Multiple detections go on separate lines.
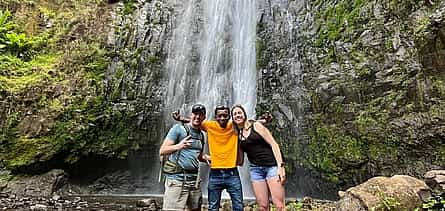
182, 123, 205, 188
182, 123, 205, 151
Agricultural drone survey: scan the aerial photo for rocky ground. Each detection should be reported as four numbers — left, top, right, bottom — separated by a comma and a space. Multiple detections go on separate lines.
0, 194, 336, 211
0, 194, 161, 211
1, 169, 444, 210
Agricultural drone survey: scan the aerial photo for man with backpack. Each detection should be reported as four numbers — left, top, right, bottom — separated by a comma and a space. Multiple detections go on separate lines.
159, 104, 207, 211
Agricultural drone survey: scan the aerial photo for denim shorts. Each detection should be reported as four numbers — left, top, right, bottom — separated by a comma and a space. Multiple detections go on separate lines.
249, 164, 278, 182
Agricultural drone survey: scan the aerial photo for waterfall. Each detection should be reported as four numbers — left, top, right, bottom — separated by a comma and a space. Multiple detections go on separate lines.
164, 0, 258, 197
164, 0, 202, 117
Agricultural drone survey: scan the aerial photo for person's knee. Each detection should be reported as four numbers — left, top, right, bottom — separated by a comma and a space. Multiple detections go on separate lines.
258, 204, 269, 211
275, 204, 285, 211
257, 201, 269, 211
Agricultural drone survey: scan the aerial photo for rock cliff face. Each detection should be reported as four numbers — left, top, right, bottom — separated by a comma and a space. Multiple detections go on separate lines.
0, 0, 444, 199
256, 0, 445, 193
0, 0, 126, 174
0, 0, 173, 190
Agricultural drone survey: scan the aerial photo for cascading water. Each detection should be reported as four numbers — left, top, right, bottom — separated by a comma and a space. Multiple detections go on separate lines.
164, 0, 202, 115
163, 0, 257, 197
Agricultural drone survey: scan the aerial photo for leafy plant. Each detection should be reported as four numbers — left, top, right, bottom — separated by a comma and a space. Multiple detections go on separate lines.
4, 32, 33, 57
0, 10, 16, 48
370, 191, 401, 211
423, 196, 445, 211
0, 9, 37, 59
286, 201, 305, 210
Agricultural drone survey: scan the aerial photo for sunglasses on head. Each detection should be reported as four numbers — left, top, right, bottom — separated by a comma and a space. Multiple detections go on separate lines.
215, 105, 229, 110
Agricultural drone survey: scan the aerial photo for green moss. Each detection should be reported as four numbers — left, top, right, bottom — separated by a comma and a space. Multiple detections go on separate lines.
0, 1, 130, 173
315, 0, 366, 46
436, 145, 445, 164
84, 44, 108, 80
355, 114, 378, 136
307, 116, 369, 184
147, 55, 160, 65
367, 141, 400, 161
122, 0, 138, 15
0, 170, 13, 182
49, 98, 63, 112
0, 73, 46, 92
0, 53, 59, 93
388, 0, 425, 18
4, 136, 64, 169
429, 101, 445, 121
256, 38, 267, 69
414, 15, 430, 43
38, 6, 56, 19
304, 0, 445, 189
307, 87, 410, 185
432, 78, 445, 98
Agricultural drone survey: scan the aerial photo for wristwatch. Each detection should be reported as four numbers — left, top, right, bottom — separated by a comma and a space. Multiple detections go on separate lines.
280, 162, 285, 167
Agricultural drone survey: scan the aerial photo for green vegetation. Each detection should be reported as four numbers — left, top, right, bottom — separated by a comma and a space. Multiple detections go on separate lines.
388, 0, 425, 18
302, 0, 445, 187
314, 0, 366, 47
0, 1, 130, 172
256, 38, 267, 69
307, 115, 369, 184
422, 196, 445, 211
0, 10, 45, 60
370, 191, 401, 211
122, 0, 138, 15
285, 201, 305, 210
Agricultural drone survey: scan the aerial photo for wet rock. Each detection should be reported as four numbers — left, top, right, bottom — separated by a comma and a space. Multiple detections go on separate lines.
424, 170, 445, 196
136, 198, 155, 207
73, 196, 81, 203
52, 194, 61, 201
336, 175, 431, 210
221, 200, 232, 211
88, 170, 135, 194
1, 169, 69, 198
30, 204, 47, 210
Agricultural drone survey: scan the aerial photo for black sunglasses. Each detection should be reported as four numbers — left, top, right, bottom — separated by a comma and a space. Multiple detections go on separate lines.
215, 105, 229, 110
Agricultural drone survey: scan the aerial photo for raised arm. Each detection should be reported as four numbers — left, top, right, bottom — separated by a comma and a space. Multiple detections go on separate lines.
172, 110, 190, 123
172, 110, 209, 132
256, 111, 273, 125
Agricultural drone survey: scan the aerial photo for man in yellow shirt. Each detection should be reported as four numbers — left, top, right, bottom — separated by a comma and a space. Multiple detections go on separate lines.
173, 105, 270, 211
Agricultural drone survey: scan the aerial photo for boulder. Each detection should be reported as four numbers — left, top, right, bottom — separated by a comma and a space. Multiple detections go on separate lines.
136, 198, 160, 210
424, 170, 445, 196
336, 175, 431, 210
0, 169, 68, 197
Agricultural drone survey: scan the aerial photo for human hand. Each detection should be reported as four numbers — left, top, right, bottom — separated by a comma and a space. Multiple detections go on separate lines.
278, 166, 286, 185
177, 135, 193, 150
172, 110, 181, 121
260, 111, 273, 124
203, 154, 211, 165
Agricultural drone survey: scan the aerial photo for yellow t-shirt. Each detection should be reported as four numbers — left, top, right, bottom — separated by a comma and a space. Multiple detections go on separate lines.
201, 120, 238, 169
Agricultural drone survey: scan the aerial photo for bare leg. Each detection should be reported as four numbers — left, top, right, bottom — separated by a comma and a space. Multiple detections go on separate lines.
267, 176, 285, 211
252, 181, 270, 211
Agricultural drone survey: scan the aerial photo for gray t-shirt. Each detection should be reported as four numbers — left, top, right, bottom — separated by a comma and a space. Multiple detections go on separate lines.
164, 124, 203, 180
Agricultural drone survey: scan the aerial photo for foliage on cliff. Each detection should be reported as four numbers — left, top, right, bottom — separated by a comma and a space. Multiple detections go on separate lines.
303, 0, 445, 187
256, 0, 444, 192
0, 0, 130, 173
